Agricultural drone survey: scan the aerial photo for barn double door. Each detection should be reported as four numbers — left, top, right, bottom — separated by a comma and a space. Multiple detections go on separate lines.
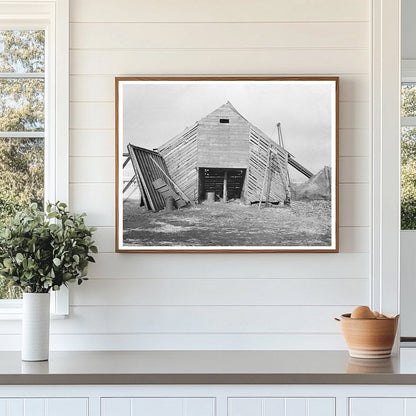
199, 168, 246, 202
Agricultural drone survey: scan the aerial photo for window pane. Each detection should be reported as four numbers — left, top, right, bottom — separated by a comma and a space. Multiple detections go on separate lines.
401, 127, 416, 230
0, 78, 44, 131
0, 30, 45, 73
0, 137, 44, 215
0, 137, 44, 300
0, 29, 45, 301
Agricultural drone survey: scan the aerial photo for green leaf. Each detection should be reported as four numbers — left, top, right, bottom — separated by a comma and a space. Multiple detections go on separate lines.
53, 258, 61, 267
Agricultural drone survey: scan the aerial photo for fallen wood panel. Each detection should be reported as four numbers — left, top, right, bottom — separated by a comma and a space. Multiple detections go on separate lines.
127, 143, 171, 212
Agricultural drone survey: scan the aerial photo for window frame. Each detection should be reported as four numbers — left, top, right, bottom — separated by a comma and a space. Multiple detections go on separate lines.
0, 0, 69, 316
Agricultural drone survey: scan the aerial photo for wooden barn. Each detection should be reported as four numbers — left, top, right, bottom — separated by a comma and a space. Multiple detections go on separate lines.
157, 101, 292, 205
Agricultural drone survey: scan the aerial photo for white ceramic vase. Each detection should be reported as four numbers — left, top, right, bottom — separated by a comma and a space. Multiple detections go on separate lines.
22, 292, 50, 361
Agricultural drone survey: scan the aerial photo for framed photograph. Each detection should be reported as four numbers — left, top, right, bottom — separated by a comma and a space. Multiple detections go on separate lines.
116, 77, 338, 253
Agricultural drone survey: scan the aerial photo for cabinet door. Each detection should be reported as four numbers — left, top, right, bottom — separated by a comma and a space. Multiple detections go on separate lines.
101, 398, 215, 416
350, 398, 416, 416
228, 398, 335, 416
0, 398, 88, 416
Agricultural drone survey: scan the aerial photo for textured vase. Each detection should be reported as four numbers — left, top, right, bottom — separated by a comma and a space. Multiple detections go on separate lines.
22, 293, 50, 361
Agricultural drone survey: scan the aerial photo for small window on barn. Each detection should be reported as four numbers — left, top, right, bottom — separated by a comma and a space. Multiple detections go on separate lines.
219, 118, 230, 124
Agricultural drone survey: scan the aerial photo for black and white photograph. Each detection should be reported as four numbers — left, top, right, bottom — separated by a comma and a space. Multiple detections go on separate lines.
116, 77, 338, 252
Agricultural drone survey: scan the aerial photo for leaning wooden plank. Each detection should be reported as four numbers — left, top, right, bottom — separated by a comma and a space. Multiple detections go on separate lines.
123, 176, 136, 193
122, 155, 131, 169
149, 156, 193, 205
152, 178, 187, 209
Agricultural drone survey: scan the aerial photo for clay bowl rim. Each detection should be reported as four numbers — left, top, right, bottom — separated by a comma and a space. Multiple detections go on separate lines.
340, 313, 399, 320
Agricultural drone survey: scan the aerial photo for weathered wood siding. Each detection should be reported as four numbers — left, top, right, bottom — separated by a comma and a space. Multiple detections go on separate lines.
158, 124, 199, 202
245, 126, 290, 203
197, 102, 250, 169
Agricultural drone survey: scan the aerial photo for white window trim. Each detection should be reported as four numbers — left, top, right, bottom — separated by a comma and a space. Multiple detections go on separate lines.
401, 60, 416, 126
0, 0, 69, 317
371, 0, 401, 323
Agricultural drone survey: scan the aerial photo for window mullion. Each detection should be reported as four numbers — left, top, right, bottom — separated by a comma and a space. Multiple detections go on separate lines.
0, 132, 45, 138
0, 72, 44, 79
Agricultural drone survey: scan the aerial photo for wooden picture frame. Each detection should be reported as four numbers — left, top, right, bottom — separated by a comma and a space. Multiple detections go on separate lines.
115, 77, 339, 253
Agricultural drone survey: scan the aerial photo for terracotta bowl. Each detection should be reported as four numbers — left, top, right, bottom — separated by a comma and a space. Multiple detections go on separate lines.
337, 313, 399, 359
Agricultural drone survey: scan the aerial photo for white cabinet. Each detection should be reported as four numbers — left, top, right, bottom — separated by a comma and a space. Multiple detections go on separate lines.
0, 398, 88, 416
349, 398, 416, 416
101, 397, 215, 416
228, 397, 335, 416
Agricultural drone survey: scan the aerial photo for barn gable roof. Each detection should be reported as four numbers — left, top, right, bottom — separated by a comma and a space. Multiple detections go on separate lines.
158, 101, 289, 157
204, 101, 289, 156
199, 101, 250, 124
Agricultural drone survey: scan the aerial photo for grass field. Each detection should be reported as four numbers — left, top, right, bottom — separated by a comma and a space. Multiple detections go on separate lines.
123, 199, 332, 247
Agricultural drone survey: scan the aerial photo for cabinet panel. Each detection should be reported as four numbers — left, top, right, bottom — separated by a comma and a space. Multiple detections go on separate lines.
349, 398, 405, 416
101, 398, 215, 416
309, 398, 336, 416
101, 398, 131, 416
405, 398, 416, 414
47, 398, 88, 416
228, 398, 263, 416
228, 398, 334, 416
0, 398, 87, 416
132, 398, 183, 416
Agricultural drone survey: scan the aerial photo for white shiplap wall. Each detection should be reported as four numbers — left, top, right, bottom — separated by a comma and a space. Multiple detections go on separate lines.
61, 0, 371, 350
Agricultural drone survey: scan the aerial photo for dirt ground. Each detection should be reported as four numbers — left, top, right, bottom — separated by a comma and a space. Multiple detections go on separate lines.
123, 199, 332, 247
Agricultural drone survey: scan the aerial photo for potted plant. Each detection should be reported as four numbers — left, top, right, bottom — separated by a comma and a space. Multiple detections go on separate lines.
0, 202, 97, 361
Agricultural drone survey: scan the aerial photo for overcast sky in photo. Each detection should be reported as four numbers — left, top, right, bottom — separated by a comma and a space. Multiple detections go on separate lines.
121, 80, 335, 181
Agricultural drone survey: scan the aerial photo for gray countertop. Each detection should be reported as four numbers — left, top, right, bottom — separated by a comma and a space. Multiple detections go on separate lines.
2, 349, 416, 385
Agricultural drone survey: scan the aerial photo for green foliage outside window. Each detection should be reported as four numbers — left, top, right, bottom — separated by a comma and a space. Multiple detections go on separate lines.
401, 84, 416, 230
0, 30, 45, 298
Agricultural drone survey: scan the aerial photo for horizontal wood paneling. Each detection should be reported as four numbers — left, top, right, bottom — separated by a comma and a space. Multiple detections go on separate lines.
70, 74, 369, 103
91, 227, 115, 253
69, 102, 368, 130
0, 333, 347, 351
70, 157, 114, 183
0, 305, 357, 335
339, 227, 369, 253
69, 129, 114, 157
339, 102, 369, 129
70, 103, 114, 129
70, 76, 115, 102
339, 157, 369, 183
86, 253, 369, 279
70, 22, 368, 50
58, 306, 354, 334
339, 129, 369, 157
60, 0, 372, 351
69, 183, 114, 226
339, 184, 369, 227
70, 49, 368, 75
69, 0, 369, 23
70, 278, 368, 306
91, 226, 369, 254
